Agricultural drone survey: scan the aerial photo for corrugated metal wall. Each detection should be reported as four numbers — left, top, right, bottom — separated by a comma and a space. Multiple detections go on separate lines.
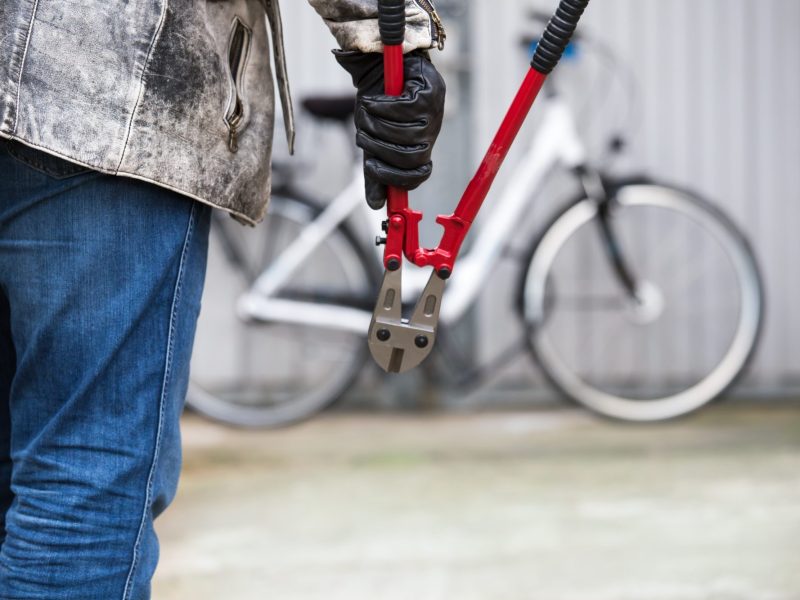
278, 1, 799, 393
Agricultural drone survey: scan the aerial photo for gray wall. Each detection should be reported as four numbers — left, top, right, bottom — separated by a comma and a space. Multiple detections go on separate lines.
274, 1, 799, 393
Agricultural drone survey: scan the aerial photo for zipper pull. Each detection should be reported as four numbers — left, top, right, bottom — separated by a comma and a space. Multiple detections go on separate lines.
416, 0, 447, 51
228, 128, 239, 153
430, 10, 446, 50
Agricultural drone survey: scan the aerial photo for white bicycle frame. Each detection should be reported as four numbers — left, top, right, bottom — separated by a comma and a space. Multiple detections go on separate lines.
238, 95, 588, 335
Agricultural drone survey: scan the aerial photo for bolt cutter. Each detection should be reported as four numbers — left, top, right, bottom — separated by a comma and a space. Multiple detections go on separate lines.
370, 0, 592, 373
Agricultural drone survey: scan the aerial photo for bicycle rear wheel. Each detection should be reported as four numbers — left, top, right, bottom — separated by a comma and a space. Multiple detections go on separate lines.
188, 194, 374, 428
523, 181, 764, 421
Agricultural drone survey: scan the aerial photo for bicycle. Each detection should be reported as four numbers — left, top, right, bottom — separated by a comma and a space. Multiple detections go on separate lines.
187, 9, 764, 428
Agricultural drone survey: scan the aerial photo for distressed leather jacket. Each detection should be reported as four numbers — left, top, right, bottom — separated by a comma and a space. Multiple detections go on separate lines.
0, 0, 444, 224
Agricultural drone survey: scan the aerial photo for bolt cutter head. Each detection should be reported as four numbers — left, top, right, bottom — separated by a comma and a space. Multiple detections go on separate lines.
368, 268, 446, 373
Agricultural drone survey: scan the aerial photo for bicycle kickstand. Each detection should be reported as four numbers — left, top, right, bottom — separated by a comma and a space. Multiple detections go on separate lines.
369, 0, 591, 373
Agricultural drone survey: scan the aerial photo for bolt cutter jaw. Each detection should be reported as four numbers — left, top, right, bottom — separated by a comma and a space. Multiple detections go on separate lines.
368, 268, 446, 373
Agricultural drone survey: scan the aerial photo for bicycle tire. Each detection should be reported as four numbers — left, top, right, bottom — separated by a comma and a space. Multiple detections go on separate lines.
187, 193, 375, 428
520, 179, 764, 421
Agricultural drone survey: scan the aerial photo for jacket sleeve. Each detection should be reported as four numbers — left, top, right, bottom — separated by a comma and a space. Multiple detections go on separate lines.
307, 0, 445, 54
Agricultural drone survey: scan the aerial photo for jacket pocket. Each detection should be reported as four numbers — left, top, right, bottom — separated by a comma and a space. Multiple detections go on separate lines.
3, 140, 92, 180
224, 17, 253, 153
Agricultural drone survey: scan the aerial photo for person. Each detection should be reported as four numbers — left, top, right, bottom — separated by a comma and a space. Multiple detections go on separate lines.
0, 0, 445, 596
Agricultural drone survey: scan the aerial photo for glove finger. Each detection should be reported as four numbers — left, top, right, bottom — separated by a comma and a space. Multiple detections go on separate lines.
364, 174, 387, 210
355, 106, 430, 147
361, 87, 444, 125
360, 56, 446, 122
357, 131, 431, 171
364, 157, 432, 191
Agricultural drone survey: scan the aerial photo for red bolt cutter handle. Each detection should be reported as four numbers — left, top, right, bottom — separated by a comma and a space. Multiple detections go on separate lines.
378, 0, 409, 272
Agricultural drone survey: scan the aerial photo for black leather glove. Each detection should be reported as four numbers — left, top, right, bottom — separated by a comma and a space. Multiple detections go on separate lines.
335, 50, 446, 209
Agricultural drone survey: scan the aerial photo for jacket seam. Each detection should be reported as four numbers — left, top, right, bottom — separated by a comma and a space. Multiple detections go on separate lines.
115, 0, 169, 173
120, 200, 199, 600
11, 0, 41, 135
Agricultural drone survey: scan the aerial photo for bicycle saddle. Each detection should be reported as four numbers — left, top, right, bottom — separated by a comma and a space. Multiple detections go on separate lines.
301, 95, 356, 123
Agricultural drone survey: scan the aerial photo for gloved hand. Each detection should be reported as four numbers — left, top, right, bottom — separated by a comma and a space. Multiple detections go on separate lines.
335, 50, 446, 210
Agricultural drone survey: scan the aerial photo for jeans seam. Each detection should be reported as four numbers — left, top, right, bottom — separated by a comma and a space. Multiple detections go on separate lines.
121, 201, 198, 600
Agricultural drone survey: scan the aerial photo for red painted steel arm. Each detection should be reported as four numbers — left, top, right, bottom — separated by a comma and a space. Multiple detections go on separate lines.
381, 0, 590, 277
382, 61, 547, 276
407, 69, 547, 276
381, 44, 410, 272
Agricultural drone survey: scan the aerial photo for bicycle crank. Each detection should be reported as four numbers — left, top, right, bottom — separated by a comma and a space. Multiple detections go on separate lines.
368, 268, 446, 373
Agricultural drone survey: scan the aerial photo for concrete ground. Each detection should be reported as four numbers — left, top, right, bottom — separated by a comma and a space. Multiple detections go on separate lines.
153, 404, 800, 600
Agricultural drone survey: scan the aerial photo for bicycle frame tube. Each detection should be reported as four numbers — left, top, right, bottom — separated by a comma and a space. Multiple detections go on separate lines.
238, 296, 371, 334
249, 165, 365, 298
436, 97, 587, 322
240, 96, 589, 329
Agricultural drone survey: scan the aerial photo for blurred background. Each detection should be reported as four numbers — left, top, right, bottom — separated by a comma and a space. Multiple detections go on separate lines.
154, 1, 800, 598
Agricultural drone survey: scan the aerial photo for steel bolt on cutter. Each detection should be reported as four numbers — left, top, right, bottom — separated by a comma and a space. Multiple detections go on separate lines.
370, 0, 592, 373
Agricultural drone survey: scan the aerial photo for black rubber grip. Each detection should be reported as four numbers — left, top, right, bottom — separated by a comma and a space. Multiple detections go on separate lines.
531, 0, 590, 74
378, 0, 406, 46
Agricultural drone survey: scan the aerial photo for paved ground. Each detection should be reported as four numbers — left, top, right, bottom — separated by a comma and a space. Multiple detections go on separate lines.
153, 404, 800, 600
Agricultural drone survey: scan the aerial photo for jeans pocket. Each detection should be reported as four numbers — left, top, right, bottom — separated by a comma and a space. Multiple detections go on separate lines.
4, 140, 93, 180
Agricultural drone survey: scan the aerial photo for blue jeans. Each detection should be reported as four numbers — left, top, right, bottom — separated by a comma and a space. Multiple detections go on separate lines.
0, 141, 211, 598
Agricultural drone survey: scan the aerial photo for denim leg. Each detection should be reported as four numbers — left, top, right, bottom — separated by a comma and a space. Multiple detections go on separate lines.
0, 143, 211, 599
0, 288, 13, 543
